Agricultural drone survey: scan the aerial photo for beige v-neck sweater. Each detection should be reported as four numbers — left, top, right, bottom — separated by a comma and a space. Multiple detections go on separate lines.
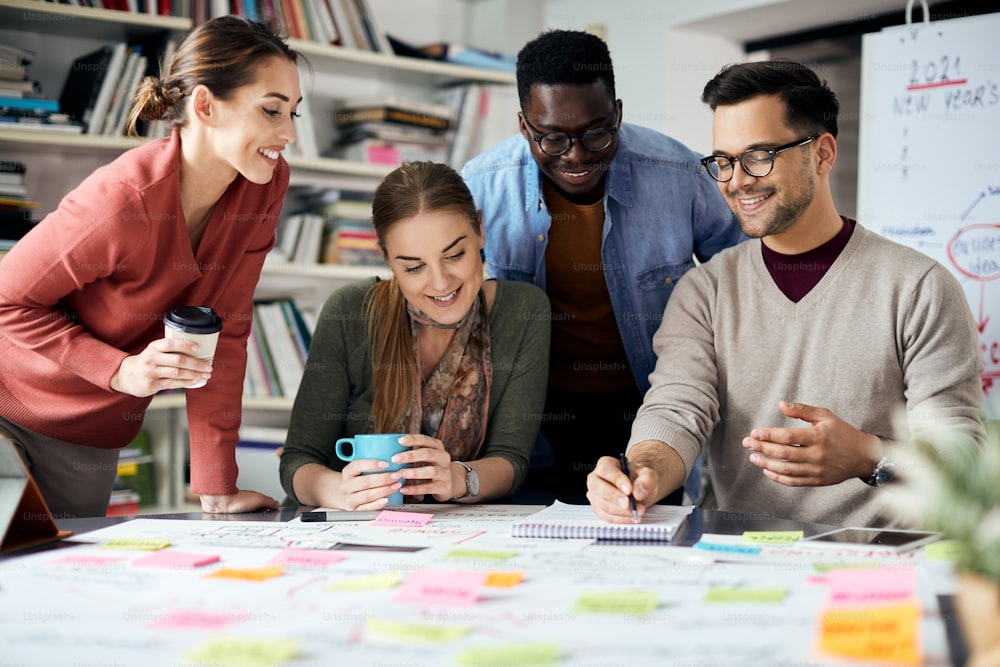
630, 223, 984, 527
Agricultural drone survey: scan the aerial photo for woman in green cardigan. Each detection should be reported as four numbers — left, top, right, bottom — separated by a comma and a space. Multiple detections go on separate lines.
280, 161, 551, 510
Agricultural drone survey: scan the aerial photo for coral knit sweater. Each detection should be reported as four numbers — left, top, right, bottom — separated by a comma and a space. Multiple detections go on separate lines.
0, 130, 288, 495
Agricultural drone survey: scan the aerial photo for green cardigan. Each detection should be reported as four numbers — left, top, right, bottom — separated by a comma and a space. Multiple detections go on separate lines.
280, 277, 551, 504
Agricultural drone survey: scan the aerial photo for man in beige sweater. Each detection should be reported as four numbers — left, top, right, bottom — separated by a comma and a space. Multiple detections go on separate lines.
588, 60, 984, 527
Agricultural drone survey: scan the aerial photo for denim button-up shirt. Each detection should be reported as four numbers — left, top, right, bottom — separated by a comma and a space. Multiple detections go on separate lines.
461, 123, 745, 395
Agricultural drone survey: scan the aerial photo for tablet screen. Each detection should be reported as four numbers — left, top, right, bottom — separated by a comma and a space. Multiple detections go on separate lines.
800, 527, 939, 551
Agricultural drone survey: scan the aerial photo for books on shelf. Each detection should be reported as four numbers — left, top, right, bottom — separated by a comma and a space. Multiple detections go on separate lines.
388, 36, 517, 73
244, 299, 313, 398
334, 99, 453, 133
59, 44, 128, 134
509, 501, 695, 541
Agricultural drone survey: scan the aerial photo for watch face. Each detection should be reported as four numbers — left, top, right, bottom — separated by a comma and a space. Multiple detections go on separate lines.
466, 468, 480, 497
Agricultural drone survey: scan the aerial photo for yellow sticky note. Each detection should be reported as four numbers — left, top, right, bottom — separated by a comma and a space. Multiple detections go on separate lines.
364, 617, 471, 645
207, 566, 285, 581
327, 571, 403, 591
186, 637, 298, 665
925, 540, 965, 561
455, 642, 562, 666
573, 590, 658, 614
818, 603, 922, 664
703, 587, 787, 603
813, 562, 881, 573
742, 530, 804, 544
444, 548, 518, 561
101, 539, 171, 551
485, 571, 524, 588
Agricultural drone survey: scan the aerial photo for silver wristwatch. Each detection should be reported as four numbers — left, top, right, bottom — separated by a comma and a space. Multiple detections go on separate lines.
455, 461, 479, 499
864, 455, 895, 487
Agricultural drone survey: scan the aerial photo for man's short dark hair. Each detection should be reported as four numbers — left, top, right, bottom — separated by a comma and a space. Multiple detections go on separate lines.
516, 29, 616, 110
701, 60, 839, 138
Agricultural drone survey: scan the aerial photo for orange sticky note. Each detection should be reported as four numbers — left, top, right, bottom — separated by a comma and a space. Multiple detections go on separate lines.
207, 566, 285, 581
818, 603, 922, 664
485, 571, 524, 588
395, 570, 486, 607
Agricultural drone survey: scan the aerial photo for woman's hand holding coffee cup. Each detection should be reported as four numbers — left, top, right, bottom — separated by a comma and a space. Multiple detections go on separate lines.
339, 459, 403, 510
390, 435, 457, 502
110, 338, 214, 397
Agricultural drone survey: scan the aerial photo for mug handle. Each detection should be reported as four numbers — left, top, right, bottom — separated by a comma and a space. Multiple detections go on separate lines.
334, 438, 356, 462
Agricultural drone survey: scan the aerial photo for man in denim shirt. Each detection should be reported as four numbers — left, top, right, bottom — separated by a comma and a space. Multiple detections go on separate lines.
461, 30, 743, 500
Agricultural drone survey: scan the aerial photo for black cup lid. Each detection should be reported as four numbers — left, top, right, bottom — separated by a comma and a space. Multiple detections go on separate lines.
165, 306, 222, 334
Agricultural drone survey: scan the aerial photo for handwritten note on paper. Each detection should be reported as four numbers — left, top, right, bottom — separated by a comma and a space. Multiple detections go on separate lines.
455, 642, 562, 666
364, 617, 472, 645
207, 566, 285, 582
371, 510, 434, 527
444, 548, 518, 561
327, 571, 403, 592
100, 538, 171, 551
185, 637, 298, 665
573, 590, 659, 614
151, 610, 241, 630
49, 554, 126, 566
826, 567, 916, 606
131, 551, 220, 569
395, 570, 486, 607
703, 587, 788, 603
819, 603, 922, 664
742, 531, 804, 545
267, 548, 347, 569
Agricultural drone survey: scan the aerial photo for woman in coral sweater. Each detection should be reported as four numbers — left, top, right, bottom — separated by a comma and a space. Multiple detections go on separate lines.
0, 16, 302, 517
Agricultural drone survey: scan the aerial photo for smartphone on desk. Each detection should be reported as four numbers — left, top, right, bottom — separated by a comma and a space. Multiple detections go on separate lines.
798, 527, 941, 553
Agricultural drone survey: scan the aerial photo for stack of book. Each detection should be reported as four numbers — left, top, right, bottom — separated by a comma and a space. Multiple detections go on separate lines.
330, 98, 452, 166
245, 298, 314, 398
1, 45, 82, 134
0, 161, 39, 260
59, 36, 175, 137
0, 46, 43, 98
107, 430, 156, 516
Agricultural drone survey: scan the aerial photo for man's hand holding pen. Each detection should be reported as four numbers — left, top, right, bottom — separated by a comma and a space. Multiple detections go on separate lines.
587, 454, 659, 524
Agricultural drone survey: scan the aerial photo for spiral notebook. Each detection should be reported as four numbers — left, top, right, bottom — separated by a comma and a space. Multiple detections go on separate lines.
509, 501, 694, 541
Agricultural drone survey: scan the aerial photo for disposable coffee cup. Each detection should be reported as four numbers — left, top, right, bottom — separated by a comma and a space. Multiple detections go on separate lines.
164, 306, 222, 389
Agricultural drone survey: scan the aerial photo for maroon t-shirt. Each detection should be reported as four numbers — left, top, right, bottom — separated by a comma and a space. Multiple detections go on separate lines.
762, 217, 854, 302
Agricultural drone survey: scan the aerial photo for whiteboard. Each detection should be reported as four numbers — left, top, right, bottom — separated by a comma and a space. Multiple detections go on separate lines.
858, 12, 1000, 418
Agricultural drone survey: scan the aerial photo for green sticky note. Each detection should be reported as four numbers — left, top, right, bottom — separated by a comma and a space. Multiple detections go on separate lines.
100, 538, 171, 551
742, 530, 804, 544
327, 571, 403, 591
365, 617, 471, 645
925, 540, 965, 561
186, 637, 298, 665
812, 562, 881, 573
455, 642, 562, 666
703, 587, 787, 603
572, 590, 659, 614
444, 548, 518, 561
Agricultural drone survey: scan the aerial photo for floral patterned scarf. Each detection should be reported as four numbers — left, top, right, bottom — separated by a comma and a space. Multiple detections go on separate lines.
403, 290, 492, 461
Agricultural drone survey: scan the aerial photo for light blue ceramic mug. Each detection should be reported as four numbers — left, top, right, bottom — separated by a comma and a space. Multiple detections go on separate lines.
335, 433, 407, 506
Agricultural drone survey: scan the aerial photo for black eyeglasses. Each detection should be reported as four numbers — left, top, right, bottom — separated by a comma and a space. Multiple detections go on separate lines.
522, 115, 619, 157
700, 135, 818, 182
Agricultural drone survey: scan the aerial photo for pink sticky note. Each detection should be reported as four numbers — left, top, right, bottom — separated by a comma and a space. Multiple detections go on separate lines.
50, 554, 126, 566
268, 548, 347, 568
826, 567, 917, 606
367, 144, 400, 165
395, 570, 486, 607
150, 609, 240, 630
372, 510, 434, 527
132, 551, 221, 569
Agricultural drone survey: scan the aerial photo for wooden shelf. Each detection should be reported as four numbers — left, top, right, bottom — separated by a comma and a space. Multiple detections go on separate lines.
0, 0, 190, 40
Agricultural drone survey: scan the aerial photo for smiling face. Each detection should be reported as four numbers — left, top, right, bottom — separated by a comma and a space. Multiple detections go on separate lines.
519, 81, 622, 205
711, 94, 819, 241
206, 55, 301, 185
382, 208, 485, 325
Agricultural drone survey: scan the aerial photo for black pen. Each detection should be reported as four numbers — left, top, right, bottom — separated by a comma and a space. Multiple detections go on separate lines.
300, 510, 381, 522
619, 452, 639, 524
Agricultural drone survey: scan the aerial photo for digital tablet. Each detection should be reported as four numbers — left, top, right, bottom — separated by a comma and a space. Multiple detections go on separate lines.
798, 527, 941, 553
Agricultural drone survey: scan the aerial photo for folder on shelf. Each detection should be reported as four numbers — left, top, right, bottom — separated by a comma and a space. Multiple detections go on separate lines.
0, 438, 72, 554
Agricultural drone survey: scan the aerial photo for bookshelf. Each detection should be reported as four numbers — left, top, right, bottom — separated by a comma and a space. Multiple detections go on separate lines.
0, 0, 513, 510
